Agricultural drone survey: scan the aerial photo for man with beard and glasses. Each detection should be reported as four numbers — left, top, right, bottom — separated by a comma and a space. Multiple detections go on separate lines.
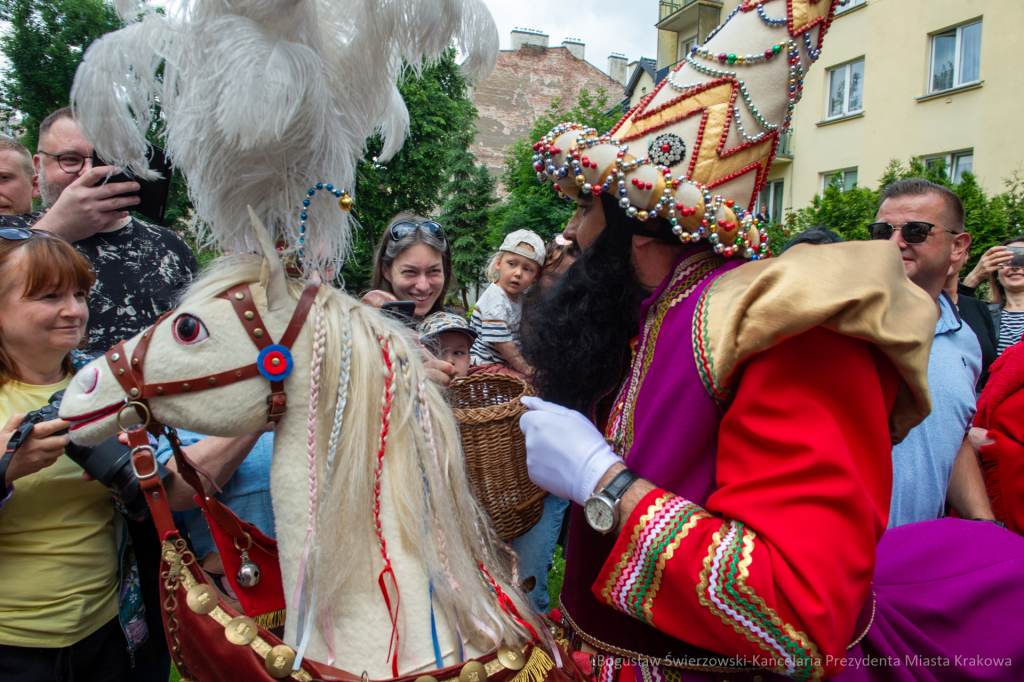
517, 3, 1024, 680
0, 107, 198, 355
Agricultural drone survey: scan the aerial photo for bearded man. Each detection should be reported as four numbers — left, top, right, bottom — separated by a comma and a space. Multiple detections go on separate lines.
517, 3, 1024, 680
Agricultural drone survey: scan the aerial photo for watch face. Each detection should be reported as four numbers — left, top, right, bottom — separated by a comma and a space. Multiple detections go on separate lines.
585, 496, 616, 532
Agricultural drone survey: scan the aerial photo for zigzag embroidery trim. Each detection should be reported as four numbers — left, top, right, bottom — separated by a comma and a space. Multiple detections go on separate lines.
699, 521, 824, 681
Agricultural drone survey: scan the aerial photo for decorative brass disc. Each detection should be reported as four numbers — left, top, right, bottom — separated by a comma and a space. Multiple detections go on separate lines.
265, 644, 297, 678
185, 584, 217, 614
414, 676, 439, 682
459, 660, 488, 682
497, 644, 526, 671
224, 616, 258, 646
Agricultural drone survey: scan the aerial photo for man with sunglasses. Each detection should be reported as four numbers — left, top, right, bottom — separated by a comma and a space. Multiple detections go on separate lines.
870, 178, 996, 528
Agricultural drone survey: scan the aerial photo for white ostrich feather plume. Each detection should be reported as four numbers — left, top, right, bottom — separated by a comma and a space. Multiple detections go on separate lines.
71, 0, 499, 269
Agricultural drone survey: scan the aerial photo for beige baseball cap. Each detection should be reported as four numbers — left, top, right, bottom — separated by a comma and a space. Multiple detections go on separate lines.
499, 229, 546, 266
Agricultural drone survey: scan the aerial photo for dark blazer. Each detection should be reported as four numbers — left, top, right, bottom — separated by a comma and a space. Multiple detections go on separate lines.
953, 291, 997, 391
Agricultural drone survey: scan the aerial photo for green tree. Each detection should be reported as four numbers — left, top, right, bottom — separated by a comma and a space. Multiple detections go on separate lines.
441, 144, 496, 309
490, 88, 624, 246
784, 158, 1024, 273
0, 0, 196, 234
0, 0, 121, 150
342, 48, 479, 294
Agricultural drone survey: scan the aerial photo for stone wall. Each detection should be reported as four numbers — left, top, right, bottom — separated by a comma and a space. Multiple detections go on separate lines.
471, 45, 623, 196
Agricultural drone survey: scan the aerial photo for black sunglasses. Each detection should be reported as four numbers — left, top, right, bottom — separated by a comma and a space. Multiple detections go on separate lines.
389, 220, 445, 243
0, 227, 66, 242
868, 221, 961, 244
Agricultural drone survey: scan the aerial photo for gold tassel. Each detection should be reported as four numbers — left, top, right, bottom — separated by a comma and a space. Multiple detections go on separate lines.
253, 608, 287, 629
511, 647, 555, 682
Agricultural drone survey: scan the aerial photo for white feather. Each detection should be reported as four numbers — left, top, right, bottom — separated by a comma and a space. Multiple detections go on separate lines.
70, 0, 499, 271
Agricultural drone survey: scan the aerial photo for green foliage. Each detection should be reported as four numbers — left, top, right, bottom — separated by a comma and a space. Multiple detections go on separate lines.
0, 0, 121, 150
784, 158, 1024, 272
490, 88, 625, 246
441, 144, 496, 308
0, 0, 195, 232
341, 49, 480, 294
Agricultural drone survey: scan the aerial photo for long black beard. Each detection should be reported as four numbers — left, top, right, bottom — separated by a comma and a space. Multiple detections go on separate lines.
520, 197, 647, 414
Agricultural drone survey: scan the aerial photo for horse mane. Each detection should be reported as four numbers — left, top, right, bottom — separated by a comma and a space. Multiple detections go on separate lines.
179, 257, 536, 652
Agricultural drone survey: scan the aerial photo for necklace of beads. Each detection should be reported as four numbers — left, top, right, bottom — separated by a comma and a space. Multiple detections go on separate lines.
683, 38, 804, 133
756, 3, 788, 26
298, 183, 353, 258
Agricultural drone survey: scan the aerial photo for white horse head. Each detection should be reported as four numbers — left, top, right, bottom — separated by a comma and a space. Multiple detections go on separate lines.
59, 216, 535, 676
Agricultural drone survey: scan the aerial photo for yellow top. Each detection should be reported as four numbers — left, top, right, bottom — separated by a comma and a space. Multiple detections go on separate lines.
0, 377, 120, 646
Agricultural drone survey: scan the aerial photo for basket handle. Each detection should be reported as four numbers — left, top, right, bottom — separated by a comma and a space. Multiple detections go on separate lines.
514, 488, 549, 514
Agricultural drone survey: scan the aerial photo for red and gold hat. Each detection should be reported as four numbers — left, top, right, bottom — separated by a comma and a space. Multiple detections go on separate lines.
533, 0, 841, 259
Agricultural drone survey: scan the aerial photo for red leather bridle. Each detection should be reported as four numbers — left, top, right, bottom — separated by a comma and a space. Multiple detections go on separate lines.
105, 280, 320, 428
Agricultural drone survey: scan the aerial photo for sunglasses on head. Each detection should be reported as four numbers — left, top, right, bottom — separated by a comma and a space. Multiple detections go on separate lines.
0, 227, 66, 243
389, 220, 445, 243
868, 221, 960, 244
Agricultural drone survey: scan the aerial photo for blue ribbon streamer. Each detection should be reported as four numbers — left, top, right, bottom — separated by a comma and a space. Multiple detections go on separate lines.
429, 582, 443, 669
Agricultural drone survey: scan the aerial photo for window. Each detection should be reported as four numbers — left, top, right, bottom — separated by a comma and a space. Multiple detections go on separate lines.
930, 21, 982, 93
924, 150, 974, 184
757, 179, 785, 224
827, 59, 864, 118
679, 35, 697, 62
836, 0, 865, 14
822, 168, 858, 192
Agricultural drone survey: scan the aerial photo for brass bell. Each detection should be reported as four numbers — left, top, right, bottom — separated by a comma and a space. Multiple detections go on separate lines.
237, 547, 261, 587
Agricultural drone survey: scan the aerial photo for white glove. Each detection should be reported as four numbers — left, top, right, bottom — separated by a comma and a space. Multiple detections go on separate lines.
519, 396, 624, 506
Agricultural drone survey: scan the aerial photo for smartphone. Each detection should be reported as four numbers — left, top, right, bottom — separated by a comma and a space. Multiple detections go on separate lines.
1007, 245, 1024, 268
381, 300, 417, 325
91, 145, 173, 224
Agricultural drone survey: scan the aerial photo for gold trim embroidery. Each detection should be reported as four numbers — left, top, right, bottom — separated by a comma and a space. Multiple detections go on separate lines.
558, 599, 762, 674
696, 523, 824, 682
642, 509, 708, 624
600, 495, 673, 602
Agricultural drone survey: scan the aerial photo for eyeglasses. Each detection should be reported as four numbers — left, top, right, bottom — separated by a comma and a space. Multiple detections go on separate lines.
868, 221, 961, 244
37, 150, 88, 174
0, 227, 66, 242
389, 220, 445, 243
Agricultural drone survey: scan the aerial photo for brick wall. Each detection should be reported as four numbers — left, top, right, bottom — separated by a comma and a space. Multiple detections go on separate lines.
471, 45, 623, 196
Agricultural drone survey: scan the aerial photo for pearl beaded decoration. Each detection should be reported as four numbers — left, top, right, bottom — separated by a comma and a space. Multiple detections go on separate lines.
298, 183, 352, 258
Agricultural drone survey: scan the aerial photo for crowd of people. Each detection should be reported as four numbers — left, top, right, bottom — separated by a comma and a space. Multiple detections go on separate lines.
2, 97, 1024, 681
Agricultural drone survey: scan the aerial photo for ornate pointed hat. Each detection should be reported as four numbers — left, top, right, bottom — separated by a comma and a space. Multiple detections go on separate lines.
534, 0, 840, 259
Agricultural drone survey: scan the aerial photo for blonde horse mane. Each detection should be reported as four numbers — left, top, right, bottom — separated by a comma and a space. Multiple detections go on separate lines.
181, 257, 535, 657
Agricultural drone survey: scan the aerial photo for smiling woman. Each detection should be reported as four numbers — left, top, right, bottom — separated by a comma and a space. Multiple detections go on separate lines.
366, 213, 453, 319
0, 230, 137, 682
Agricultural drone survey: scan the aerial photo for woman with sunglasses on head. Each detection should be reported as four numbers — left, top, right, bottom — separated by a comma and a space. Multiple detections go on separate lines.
0, 228, 142, 682
363, 213, 453, 318
361, 213, 458, 384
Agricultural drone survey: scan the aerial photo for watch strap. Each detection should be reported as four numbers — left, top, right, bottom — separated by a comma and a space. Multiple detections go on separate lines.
602, 468, 639, 503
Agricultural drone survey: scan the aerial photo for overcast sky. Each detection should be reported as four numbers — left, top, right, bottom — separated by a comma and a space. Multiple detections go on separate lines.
478, 0, 659, 73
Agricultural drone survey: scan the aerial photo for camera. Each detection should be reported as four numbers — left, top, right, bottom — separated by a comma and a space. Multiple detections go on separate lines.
7, 390, 150, 514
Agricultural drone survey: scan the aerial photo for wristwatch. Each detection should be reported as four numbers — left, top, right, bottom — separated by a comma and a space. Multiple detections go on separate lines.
584, 468, 640, 534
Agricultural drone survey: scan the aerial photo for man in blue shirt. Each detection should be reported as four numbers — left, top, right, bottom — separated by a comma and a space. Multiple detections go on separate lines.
874, 178, 996, 527
154, 430, 276, 559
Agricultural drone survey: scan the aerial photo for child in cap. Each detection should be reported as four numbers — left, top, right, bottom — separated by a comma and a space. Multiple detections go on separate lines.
469, 229, 546, 378
417, 312, 477, 377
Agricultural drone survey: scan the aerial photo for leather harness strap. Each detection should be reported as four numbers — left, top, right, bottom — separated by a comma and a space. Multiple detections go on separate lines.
104, 280, 320, 425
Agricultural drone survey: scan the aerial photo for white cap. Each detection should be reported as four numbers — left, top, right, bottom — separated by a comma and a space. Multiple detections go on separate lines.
499, 229, 546, 266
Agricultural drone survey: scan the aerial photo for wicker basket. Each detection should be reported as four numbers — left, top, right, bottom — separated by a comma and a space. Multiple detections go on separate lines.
448, 374, 547, 540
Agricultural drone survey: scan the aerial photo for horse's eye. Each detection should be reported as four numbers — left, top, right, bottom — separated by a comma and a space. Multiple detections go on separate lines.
172, 314, 209, 345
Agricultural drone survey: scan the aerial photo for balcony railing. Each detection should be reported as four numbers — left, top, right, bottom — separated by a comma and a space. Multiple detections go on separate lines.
659, 0, 699, 20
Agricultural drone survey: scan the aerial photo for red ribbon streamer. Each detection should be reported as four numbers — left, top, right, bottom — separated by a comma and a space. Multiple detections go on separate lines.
374, 338, 401, 677
477, 563, 538, 643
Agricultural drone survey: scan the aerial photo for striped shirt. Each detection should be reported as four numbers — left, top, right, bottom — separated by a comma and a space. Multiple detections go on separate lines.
470, 283, 521, 366
997, 309, 1024, 356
